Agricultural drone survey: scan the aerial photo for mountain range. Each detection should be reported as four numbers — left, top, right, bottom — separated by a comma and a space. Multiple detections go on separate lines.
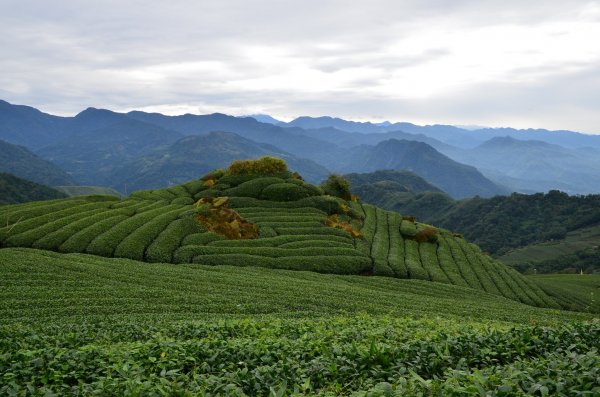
2, 99, 600, 198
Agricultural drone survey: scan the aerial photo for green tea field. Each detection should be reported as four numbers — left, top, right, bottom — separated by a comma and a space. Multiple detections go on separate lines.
1, 160, 599, 395
1, 248, 598, 396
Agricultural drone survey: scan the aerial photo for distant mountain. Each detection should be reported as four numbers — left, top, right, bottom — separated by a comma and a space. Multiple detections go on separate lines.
282, 115, 600, 150
0, 100, 70, 149
109, 131, 330, 192
282, 116, 480, 148
37, 109, 183, 186
289, 126, 453, 153
446, 136, 600, 194
339, 139, 506, 199
126, 111, 341, 165
283, 116, 384, 133
345, 169, 443, 195
0, 172, 67, 205
0, 139, 76, 186
242, 114, 282, 124
7, 99, 600, 196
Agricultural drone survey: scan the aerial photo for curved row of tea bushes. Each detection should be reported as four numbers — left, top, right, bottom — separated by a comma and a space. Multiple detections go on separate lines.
356, 202, 558, 307
3, 202, 109, 247
145, 218, 206, 263
113, 207, 190, 261
191, 253, 372, 274
86, 204, 183, 257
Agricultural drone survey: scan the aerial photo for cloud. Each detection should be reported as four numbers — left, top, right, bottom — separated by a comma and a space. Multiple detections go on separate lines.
1, 0, 599, 132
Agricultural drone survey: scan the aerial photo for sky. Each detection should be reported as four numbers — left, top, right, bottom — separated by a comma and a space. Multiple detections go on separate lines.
1, 0, 600, 133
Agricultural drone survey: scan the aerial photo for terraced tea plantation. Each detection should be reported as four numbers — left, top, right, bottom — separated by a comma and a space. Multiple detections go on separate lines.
0, 162, 561, 309
1, 160, 599, 395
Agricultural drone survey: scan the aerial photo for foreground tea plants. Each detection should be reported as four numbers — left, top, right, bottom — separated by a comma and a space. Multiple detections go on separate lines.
0, 248, 598, 396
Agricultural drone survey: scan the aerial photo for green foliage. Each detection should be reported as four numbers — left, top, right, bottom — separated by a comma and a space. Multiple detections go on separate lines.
321, 174, 352, 200
260, 182, 320, 201
1, 248, 596, 395
32, 207, 116, 251
113, 207, 186, 261
86, 204, 182, 257
146, 218, 205, 263
532, 274, 600, 312
227, 156, 288, 176
223, 177, 286, 198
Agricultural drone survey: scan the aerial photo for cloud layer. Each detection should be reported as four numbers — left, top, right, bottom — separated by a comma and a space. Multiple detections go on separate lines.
1, 0, 600, 132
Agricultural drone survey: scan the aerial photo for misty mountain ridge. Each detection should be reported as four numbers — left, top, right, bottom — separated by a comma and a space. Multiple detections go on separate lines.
340, 139, 507, 199
1, 98, 599, 197
108, 131, 329, 193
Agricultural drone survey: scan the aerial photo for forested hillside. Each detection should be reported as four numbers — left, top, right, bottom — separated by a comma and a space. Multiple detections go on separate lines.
0, 173, 67, 205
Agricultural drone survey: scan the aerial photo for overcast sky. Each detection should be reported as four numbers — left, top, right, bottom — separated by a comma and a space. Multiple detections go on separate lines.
1, 0, 600, 132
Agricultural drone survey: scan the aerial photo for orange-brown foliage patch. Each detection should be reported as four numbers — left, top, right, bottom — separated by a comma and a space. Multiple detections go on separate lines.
414, 226, 439, 243
194, 197, 259, 239
324, 214, 363, 238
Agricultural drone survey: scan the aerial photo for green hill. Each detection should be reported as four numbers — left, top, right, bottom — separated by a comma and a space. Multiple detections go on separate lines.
0, 158, 559, 310
0, 172, 67, 205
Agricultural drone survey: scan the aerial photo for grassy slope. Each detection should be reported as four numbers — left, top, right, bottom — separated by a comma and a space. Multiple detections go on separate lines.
1, 248, 598, 396
529, 274, 600, 313
499, 224, 600, 266
0, 248, 589, 325
55, 185, 122, 197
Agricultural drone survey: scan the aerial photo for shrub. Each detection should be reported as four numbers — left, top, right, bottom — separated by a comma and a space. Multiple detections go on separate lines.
320, 174, 352, 200
227, 156, 288, 176
181, 179, 207, 196
260, 183, 318, 202
171, 197, 195, 205
181, 232, 223, 246
1, 200, 91, 241
258, 226, 278, 238
209, 234, 352, 247
400, 220, 418, 237
166, 185, 191, 197
278, 239, 355, 249
273, 227, 353, 238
